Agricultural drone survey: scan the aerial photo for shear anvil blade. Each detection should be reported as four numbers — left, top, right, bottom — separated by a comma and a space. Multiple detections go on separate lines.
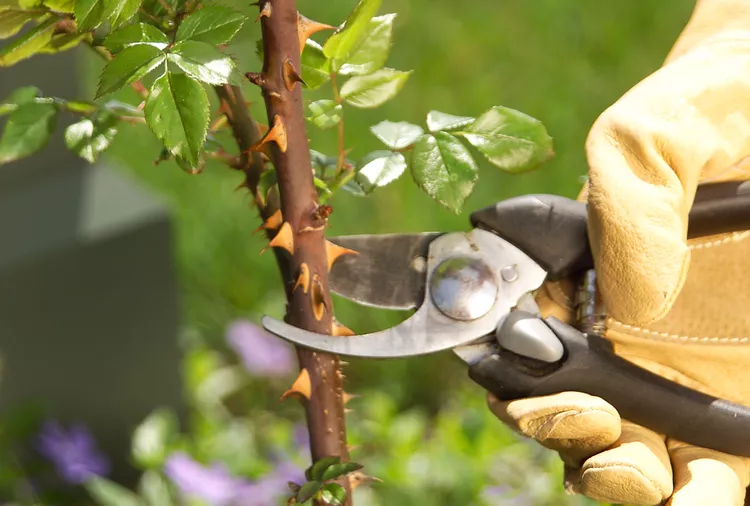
260, 313, 487, 358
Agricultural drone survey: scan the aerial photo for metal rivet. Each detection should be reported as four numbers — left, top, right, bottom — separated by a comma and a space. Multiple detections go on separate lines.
429, 256, 498, 321
501, 265, 518, 282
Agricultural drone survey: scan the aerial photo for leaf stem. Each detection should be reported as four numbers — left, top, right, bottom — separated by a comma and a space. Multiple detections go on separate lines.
330, 73, 346, 176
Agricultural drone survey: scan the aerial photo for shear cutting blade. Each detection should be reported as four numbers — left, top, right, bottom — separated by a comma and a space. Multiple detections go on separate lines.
329, 232, 443, 310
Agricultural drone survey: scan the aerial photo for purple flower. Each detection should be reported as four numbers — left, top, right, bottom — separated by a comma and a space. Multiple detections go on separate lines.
35, 420, 110, 484
164, 452, 305, 506
226, 319, 295, 377
480, 485, 531, 506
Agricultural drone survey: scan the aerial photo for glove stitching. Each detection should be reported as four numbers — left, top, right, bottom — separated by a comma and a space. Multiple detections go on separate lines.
606, 231, 749, 342
688, 230, 749, 250
608, 319, 749, 343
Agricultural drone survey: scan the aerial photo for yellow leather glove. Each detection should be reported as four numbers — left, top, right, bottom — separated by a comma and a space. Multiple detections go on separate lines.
489, 1, 750, 505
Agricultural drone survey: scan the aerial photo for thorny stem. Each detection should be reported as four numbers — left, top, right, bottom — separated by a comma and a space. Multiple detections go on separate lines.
255, 1, 353, 504
330, 73, 346, 175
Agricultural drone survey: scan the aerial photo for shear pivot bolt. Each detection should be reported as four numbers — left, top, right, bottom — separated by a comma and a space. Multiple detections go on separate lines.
429, 256, 498, 321
501, 265, 518, 282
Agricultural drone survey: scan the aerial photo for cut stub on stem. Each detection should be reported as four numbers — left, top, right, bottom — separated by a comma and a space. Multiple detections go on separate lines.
325, 240, 358, 272
297, 13, 334, 54
281, 368, 312, 401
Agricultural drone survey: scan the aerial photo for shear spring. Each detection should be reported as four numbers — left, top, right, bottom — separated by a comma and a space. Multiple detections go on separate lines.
575, 269, 607, 337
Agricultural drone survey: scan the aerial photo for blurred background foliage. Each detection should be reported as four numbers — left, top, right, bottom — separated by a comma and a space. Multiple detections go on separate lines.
90, 0, 696, 409
1, 1, 698, 504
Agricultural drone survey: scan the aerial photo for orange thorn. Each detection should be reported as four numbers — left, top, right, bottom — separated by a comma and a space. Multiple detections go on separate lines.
293, 263, 311, 294
253, 209, 283, 234
280, 368, 312, 401
250, 115, 287, 154
262, 221, 294, 255
297, 13, 334, 54
269, 91, 282, 100
343, 392, 358, 405
311, 274, 327, 321
325, 240, 358, 271
256, 1, 271, 21
347, 444, 360, 453
283, 58, 306, 91
332, 320, 355, 337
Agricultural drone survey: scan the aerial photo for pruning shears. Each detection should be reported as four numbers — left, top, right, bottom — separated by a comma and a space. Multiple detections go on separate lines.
262, 180, 750, 457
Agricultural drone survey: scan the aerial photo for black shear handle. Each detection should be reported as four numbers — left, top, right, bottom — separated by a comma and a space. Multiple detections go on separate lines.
469, 180, 750, 280
468, 317, 750, 458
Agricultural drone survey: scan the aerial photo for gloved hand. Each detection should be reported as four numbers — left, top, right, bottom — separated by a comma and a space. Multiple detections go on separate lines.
489, 1, 750, 505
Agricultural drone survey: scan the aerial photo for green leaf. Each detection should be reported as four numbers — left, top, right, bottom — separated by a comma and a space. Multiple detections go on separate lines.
138, 470, 172, 506
64, 114, 118, 163
85, 476, 144, 506
355, 151, 406, 194
104, 0, 142, 28
307, 100, 342, 130
131, 407, 177, 468
338, 14, 395, 76
411, 132, 478, 214
96, 44, 165, 97
426, 110, 474, 132
319, 483, 347, 505
307, 456, 340, 481
38, 31, 88, 54
43, 0, 75, 12
370, 120, 423, 150
0, 7, 45, 39
340, 68, 410, 108
300, 39, 330, 90
74, 0, 104, 30
104, 23, 169, 53
175, 5, 245, 45
323, 0, 381, 72
145, 70, 209, 166
0, 102, 58, 164
0, 15, 56, 67
321, 462, 365, 482
0, 85, 40, 115
75, 0, 141, 30
167, 40, 241, 86
457, 105, 553, 173
296, 481, 323, 503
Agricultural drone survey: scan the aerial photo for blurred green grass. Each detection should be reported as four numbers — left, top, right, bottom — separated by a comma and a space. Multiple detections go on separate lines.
90, 0, 694, 410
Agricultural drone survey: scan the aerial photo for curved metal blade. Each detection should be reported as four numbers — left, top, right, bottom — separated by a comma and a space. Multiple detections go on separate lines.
329, 232, 443, 310
262, 229, 547, 358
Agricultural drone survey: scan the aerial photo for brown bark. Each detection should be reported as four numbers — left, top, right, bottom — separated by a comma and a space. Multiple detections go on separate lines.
253, 1, 353, 503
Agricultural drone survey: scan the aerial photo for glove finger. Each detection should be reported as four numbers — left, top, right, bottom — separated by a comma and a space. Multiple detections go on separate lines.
487, 391, 620, 465
584, 40, 750, 326
575, 420, 672, 505
666, 440, 750, 506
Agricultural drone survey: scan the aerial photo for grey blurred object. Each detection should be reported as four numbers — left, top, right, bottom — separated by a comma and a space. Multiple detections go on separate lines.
0, 45, 185, 483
